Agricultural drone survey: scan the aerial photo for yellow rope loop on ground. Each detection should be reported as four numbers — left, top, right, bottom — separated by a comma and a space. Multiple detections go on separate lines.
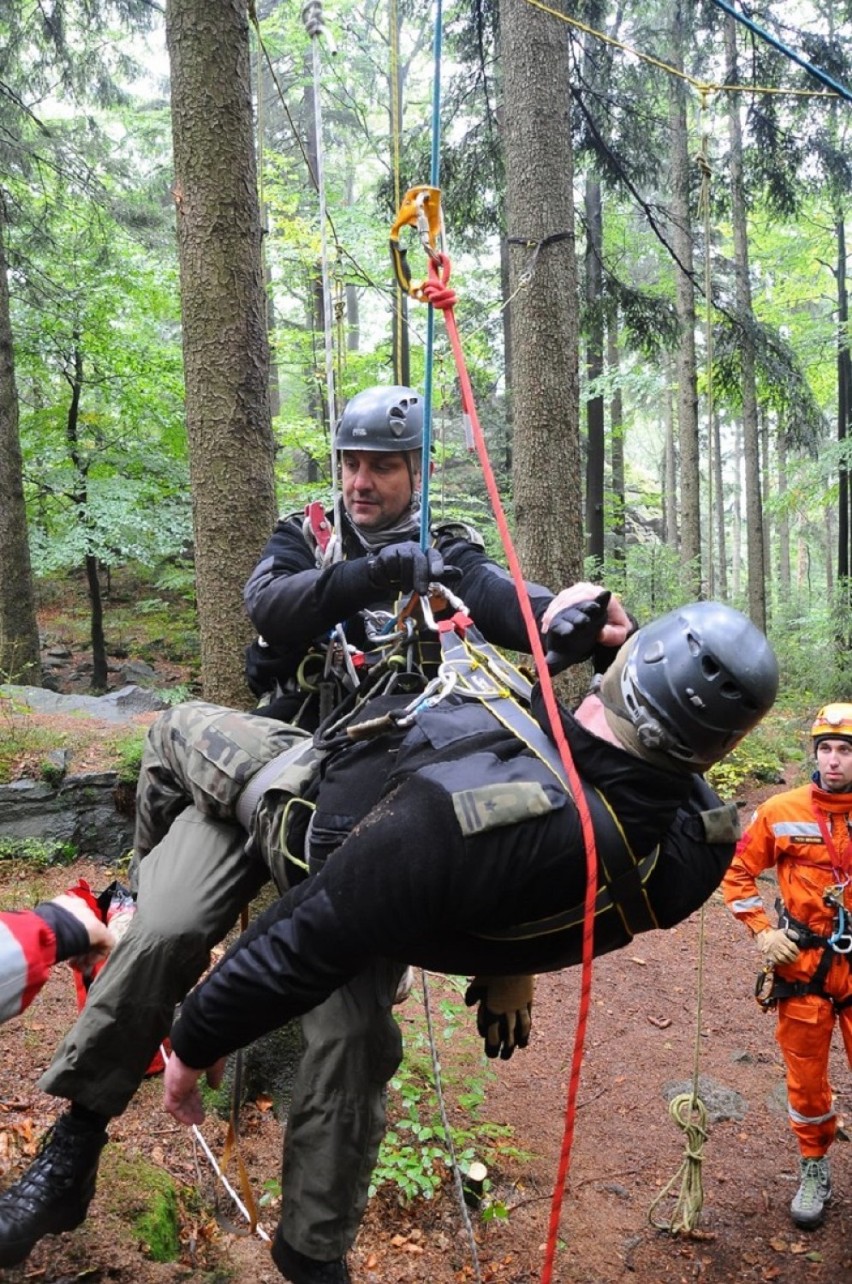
647, 1092, 709, 1234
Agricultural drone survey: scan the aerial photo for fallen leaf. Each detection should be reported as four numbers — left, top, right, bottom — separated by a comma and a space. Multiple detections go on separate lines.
647, 1015, 672, 1029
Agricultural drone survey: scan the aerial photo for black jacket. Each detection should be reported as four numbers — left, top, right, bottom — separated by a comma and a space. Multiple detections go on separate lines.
170, 690, 736, 1070
243, 507, 553, 708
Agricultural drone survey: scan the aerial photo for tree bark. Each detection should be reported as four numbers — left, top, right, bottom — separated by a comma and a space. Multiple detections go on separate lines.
585, 176, 605, 567
726, 16, 766, 629
167, 0, 277, 706
607, 307, 625, 581
777, 426, 790, 601
501, 0, 582, 607
668, 3, 701, 595
712, 408, 727, 601
0, 207, 41, 685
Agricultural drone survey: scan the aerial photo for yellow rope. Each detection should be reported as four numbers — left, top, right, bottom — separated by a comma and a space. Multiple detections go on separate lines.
647, 904, 709, 1234
522, 0, 838, 101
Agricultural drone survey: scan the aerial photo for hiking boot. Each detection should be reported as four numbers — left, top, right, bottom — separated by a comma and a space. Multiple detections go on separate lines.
0, 1113, 107, 1267
271, 1226, 351, 1283
791, 1155, 832, 1229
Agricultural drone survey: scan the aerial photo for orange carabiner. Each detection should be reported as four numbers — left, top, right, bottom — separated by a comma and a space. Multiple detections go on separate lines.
389, 185, 444, 300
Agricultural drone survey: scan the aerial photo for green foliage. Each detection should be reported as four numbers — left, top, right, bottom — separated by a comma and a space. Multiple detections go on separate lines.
368, 980, 528, 1205
107, 1152, 181, 1263
113, 729, 147, 785
0, 837, 77, 868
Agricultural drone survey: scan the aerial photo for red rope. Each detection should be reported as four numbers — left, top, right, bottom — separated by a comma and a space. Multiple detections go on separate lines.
421, 253, 599, 1284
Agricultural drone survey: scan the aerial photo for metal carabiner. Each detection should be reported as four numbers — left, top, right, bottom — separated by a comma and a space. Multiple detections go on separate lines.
393, 669, 459, 728
829, 902, 852, 953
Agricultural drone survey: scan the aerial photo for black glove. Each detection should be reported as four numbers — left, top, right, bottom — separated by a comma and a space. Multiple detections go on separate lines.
366, 542, 459, 596
464, 975, 534, 1061
544, 590, 611, 676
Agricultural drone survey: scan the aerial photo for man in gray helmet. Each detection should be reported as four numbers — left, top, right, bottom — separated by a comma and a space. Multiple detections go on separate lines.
160, 596, 779, 1282
244, 385, 564, 726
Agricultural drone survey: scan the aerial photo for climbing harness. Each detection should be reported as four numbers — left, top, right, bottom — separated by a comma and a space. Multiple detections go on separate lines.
755, 892, 852, 1012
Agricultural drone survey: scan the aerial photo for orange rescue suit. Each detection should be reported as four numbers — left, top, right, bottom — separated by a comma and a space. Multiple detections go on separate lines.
722, 780, 852, 1157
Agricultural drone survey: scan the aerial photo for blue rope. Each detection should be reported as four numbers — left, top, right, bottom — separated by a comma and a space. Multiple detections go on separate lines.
710, 0, 852, 105
420, 0, 443, 549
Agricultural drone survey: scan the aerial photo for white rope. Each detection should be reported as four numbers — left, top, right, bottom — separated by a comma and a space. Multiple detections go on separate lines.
302, 1, 340, 517
160, 1045, 270, 1242
420, 972, 483, 1284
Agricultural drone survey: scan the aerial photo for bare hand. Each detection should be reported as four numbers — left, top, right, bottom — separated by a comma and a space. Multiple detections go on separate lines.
50, 894, 115, 969
541, 582, 632, 649
163, 1052, 226, 1126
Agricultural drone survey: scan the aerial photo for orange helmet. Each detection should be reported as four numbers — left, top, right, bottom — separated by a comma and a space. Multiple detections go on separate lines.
812, 703, 852, 746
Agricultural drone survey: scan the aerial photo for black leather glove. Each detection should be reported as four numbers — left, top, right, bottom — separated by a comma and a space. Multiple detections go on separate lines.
544, 590, 611, 675
464, 975, 534, 1061
366, 542, 459, 596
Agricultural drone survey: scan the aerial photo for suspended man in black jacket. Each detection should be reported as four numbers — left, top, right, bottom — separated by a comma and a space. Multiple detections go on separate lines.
164, 600, 780, 1252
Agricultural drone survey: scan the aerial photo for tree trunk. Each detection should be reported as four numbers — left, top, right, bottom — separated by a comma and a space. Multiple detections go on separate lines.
167, 0, 277, 706
777, 426, 790, 602
726, 16, 766, 629
501, 0, 582, 608
668, 3, 701, 596
731, 419, 742, 599
607, 308, 625, 583
0, 207, 41, 685
585, 176, 605, 567
712, 408, 727, 601
66, 340, 108, 692
663, 363, 677, 547
837, 212, 851, 588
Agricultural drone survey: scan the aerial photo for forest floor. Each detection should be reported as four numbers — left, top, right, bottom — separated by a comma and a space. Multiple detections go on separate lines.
3, 598, 852, 1283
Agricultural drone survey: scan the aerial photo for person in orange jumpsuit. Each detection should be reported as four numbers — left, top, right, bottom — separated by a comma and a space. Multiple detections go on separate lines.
722, 703, 852, 1230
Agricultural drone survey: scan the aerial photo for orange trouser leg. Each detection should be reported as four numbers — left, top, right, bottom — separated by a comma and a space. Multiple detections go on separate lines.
776, 993, 836, 1157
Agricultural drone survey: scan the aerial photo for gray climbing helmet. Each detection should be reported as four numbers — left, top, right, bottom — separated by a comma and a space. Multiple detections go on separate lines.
613, 601, 779, 769
334, 386, 423, 452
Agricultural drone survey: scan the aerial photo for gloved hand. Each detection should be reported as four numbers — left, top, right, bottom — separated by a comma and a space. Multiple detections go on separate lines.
755, 927, 801, 965
544, 590, 612, 675
366, 542, 460, 596
464, 974, 534, 1060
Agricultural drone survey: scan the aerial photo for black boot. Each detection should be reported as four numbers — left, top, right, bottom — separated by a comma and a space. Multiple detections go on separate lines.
0, 1113, 107, 1267
271, 1226, 351, 1283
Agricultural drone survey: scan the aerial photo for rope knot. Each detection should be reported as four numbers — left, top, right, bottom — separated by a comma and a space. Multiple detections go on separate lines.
422, 254, 457, 310
301, 0, 324, 37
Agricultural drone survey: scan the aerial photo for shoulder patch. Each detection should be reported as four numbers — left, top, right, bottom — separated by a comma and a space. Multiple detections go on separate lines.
432, 520, 485, 549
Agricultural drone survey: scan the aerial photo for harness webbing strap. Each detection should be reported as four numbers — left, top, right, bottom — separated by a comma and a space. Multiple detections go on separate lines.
235, 735, 316, 832
438, 622, 661, 942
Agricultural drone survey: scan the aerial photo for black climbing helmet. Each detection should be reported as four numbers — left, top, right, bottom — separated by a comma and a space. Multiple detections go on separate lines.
334, 386, 423, 453
617, 601, 779, 768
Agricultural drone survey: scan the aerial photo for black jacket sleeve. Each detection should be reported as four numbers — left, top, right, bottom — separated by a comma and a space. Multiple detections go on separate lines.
244, 515, 388, 650
435, 533, 554, 652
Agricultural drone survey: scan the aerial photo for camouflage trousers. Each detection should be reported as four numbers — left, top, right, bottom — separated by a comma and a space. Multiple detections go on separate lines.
40, 701, 404, 1259
133, 700, 318, 891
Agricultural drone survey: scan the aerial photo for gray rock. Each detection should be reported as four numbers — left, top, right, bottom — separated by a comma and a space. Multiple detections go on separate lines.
0, 772, 134, 862
119, 660, 157, 685
1, 683, 169, 722
663, 1074, 747, 1123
